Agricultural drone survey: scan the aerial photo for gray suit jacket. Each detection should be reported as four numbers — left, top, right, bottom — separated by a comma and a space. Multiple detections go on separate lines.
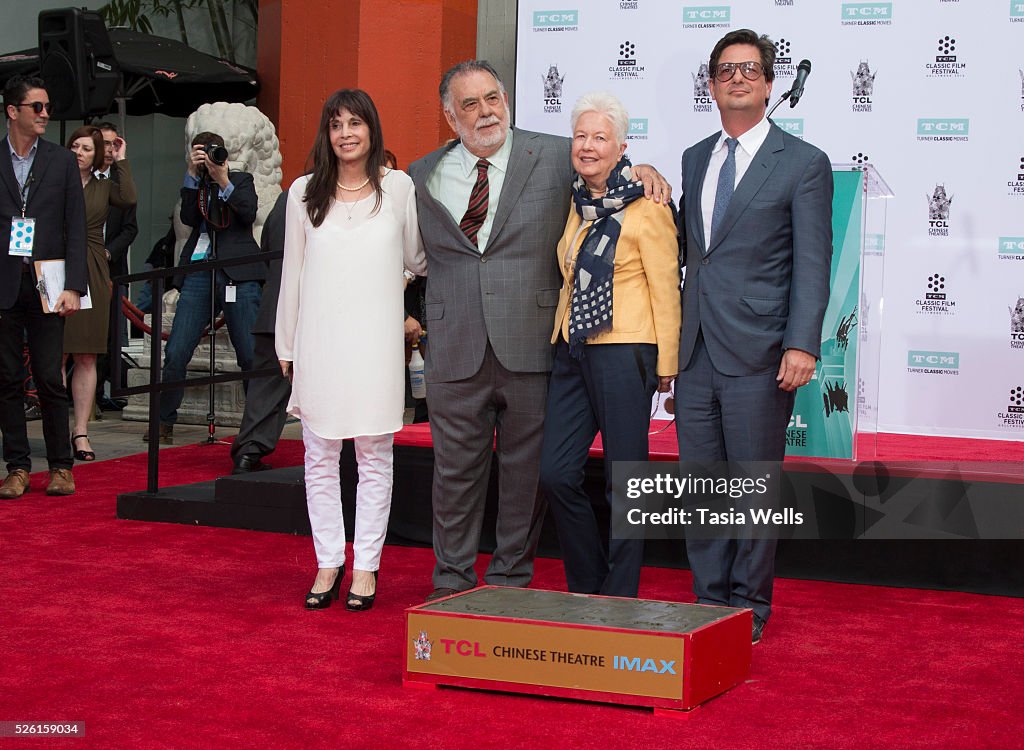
678, 123, 833, 377
409, 128, 573, 382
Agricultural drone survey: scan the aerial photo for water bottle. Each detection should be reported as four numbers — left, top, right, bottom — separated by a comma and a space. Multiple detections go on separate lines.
409, 341, 426, 400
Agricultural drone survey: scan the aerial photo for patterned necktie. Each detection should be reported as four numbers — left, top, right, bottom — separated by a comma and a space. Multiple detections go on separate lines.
460, 158, 490, 247
709, 137, 738, 247
96, 172, 107, 180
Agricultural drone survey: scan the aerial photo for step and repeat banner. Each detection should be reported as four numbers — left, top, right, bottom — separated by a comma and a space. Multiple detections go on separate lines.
514, 1, 1024, 441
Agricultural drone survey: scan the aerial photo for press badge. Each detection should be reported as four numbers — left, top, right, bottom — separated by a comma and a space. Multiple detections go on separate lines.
9, 217, 35, 256
191, 232, 211, 261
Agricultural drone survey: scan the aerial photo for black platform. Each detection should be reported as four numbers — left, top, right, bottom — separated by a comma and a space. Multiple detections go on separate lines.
117, 443, 1024, 597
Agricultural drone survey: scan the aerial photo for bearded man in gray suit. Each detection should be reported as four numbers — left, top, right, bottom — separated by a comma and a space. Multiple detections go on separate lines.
410, 60, 669, 601
676, 31, 833, 643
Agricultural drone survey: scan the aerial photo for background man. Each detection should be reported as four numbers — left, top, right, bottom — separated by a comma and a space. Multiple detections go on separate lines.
94, 120, 138, 411
147, 131, 264, 444
229, 190, 288, 474
0, 75, 86, 497
409, 60, 668, 601
676, 30, 833, 643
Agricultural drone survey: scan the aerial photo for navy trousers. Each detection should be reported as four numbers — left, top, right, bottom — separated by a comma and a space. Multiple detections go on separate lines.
675, 332, 795, 623
540, 341, 658, 598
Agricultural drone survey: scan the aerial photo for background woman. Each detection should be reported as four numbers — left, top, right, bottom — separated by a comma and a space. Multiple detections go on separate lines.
64, 125, 136, 461
276, 89, 425, 611
538, 91, 680, 598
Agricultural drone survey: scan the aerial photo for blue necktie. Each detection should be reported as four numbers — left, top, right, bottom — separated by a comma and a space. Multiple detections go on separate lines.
709, 137, 738, 248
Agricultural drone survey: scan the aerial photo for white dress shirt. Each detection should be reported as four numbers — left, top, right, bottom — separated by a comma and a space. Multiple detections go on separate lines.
700, 116, 771, 247
426, 130, 514, 253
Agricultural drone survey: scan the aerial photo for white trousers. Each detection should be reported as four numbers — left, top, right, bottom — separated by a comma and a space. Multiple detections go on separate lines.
302, 424, 394, 571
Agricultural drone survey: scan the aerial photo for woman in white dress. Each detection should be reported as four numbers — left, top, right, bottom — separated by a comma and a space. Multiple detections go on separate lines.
276, 89, 426, 611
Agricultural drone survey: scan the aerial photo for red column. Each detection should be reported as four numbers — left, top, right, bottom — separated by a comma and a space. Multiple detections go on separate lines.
258, 0, 477, 184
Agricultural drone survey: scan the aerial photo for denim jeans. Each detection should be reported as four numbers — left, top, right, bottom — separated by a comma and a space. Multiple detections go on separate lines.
158, 269, 261, 425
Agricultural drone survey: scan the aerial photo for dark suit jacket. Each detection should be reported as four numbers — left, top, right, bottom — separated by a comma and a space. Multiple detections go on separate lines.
0, 137, 87, 308
409, 128, 573, 382
103, 167, 138, 278
252, 190, 286, 335
176, 170, 265, 287
678, 123, 833, 377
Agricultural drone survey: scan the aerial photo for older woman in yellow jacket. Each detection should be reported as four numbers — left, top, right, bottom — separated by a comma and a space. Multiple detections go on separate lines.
539, 91, 680, 598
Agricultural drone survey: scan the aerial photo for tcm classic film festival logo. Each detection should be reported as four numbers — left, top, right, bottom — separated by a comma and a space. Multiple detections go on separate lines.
851, 61, 876, 113
915, 273, 957, 316
682, 6, 731, 29
542, 65, 564, 114
610, 40, 645, 80
840, 3, 893, 26
1010, 155, 1024, 197
771, 36, 798, 79
532, 10, 578, 33
926, 36, 966, 78
906, 351, 960, 376
927, 184, 953, 237
997, 387, 1024, 430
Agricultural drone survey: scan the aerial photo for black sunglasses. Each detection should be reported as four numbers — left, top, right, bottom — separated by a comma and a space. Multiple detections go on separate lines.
14, 101, 53, 115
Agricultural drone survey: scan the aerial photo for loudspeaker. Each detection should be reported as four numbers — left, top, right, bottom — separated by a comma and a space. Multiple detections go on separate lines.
38, 8, 120, 120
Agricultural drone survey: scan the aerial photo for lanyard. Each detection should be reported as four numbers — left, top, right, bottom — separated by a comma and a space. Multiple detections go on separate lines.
18, 164, 34, 218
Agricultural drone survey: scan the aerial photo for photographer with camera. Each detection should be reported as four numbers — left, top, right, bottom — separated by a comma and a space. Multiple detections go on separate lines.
145, 131, 264, 444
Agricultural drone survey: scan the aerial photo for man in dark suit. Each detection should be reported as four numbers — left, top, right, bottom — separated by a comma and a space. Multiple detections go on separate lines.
409, 60, 669, 600
676, 30, 833, 643
94, 121, 138, 410
0, 75, 87, 497
229, 190, 288, 473
148, 131, 264, 443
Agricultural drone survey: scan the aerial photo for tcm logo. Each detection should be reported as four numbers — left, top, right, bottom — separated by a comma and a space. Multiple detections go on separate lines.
439, 639, 487, 657
613, 655, 677, 674
907, 351, 959, 369
533, 10, 579, 27
627, 118, 649, 140
683, 6, 731, 21
999, 236, 1024, 253
774, 118, 804, 137
1012, 3, 1024, 19
842, 3, 892, 18
865, 233, 885, 254
917, 118, 969, 134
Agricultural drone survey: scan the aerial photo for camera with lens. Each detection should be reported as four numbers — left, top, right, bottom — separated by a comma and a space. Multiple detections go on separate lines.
201, 142, 228, 166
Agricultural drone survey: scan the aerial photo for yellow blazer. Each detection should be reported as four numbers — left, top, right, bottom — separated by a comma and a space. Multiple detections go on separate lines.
552, 197, 681, 376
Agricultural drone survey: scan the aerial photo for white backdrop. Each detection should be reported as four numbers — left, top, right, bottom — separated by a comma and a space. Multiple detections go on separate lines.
514, 1, 1024, 441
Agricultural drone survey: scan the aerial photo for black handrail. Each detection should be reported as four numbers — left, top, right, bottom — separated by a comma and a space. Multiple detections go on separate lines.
110, 250, 283, 493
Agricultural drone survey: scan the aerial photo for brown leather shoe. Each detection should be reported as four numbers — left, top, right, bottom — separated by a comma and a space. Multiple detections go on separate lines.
0, 469, 30, 499
142, 423, 174, 445
45, 468, 75, 496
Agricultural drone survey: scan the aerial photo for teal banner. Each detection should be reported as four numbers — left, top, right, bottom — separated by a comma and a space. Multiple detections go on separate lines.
786, 170, 862, 460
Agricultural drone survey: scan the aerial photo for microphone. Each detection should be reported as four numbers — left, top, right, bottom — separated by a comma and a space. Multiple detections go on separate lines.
788, 59, 812, 107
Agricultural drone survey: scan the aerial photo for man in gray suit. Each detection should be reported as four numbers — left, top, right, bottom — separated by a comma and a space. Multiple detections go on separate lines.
410, 60, 668, 600
676, 31, 833, 643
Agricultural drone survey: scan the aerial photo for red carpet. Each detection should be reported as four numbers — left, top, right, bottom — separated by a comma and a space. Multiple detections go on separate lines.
1, 444, 1021, 749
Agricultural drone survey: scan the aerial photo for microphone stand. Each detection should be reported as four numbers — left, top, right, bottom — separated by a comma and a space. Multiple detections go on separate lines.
199, 171, 230, 447
766, 90, 793, 120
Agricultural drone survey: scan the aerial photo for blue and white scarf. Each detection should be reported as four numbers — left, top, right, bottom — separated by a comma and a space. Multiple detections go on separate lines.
568, 156, 646, 358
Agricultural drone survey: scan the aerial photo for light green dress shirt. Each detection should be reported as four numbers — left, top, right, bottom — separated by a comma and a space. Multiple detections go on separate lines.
426, 130, 514, 253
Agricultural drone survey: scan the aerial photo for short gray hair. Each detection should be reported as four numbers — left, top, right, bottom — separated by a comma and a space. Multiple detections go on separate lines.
570, 91, 629, 145
439, 60, 506, 113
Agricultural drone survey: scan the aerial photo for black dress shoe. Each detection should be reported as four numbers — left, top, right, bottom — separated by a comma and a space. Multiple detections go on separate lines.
232, 455, 271, 475
305, 565, 345, 610
752, 615, 766, 644
346, 571, 379, 612
97, 396, 127, 411
424, 587, 459, 603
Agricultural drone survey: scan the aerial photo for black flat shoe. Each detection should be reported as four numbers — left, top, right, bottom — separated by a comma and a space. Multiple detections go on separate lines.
72, 434, 95, 462
305, 565, 344, 610
345, 570, 378, 612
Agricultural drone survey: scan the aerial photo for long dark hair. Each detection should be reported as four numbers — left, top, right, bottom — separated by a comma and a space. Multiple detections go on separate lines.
304, 89, 386, 228
66, 125, 104, 171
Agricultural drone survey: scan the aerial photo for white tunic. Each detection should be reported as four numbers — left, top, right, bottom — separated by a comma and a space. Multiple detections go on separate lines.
276, 169, 426, 439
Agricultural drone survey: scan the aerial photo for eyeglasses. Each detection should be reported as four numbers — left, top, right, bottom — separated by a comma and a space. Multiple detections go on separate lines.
713, 61, 764, 82
14, 101, 53, 115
